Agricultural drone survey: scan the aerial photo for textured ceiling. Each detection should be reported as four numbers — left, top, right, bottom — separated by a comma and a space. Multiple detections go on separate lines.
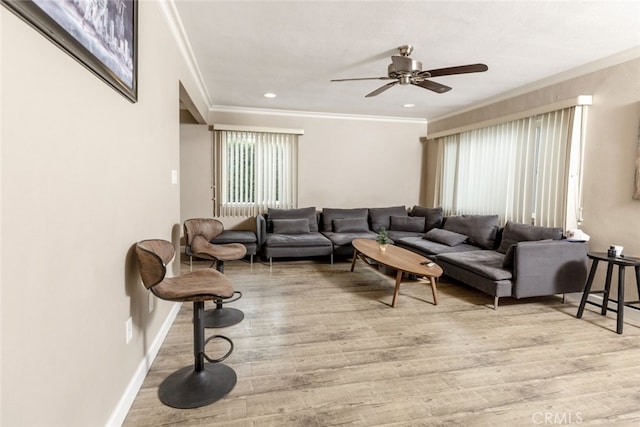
174, 0, 640, 120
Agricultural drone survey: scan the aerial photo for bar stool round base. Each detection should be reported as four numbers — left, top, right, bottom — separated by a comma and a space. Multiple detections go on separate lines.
158, 363, 237, 409
204, 307, 244, 328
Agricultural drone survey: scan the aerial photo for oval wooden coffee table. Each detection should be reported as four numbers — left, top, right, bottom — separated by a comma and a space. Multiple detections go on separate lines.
350, 238, 443, 307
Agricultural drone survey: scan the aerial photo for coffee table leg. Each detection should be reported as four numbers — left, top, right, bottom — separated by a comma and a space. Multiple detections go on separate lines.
391, 270, 403, 307
350, 249, 359, 272
429, 277, 438, 305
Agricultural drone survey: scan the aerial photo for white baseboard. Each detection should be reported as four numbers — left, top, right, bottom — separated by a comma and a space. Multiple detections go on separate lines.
106, 302, 181, 427
565, 292, 640, 323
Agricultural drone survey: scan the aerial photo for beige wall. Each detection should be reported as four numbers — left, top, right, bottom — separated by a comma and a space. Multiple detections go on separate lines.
428, 58, 640, 297
1, 2, 207, 425
186, 111, 428, 229
180, 124, 213, 223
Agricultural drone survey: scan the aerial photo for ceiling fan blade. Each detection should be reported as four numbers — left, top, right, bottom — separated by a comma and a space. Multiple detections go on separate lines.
413, 79, 452, 94
331, 77, 392, 82
420, 63, 488, 78
365, 81, 398, 97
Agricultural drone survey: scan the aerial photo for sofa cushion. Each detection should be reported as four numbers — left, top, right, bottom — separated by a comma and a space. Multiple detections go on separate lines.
333, 218, 370, 233
443, 215, 499, 249
497, 221, 563, 253
424, 228, 468, 246
272, 218, 310, 235
395, 236, 479, 256
411, 206, 443, 232
387, 230, 423, 241
321, 208, 368, 232
369, 206, 407, 231
389, 215, 424, 232
268, 207, 318, 232
211, 230, 257, 244
264, 232, 331, 248
322, 231, 377, 247
437, 250, 512, 281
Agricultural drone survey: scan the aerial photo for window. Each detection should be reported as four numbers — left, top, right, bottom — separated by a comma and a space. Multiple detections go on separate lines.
213, 127, 301, 216
435, 104, 587, 229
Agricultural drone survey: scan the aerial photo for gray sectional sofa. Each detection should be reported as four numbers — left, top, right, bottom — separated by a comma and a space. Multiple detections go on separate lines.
256, 205, 588, 307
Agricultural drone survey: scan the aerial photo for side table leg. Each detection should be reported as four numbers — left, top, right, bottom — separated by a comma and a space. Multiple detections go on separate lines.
577, 260, 599, 318
602, 263, 614, 315
635, 266, 640, 303
616, 265, 625, 334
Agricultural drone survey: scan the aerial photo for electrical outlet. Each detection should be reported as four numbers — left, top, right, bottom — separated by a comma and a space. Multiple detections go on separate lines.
171, 169, 178, 184
148, 292, 154, 313
125, 317, 133, 344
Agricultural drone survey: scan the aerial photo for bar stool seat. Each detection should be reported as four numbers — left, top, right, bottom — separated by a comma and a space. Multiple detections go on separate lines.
191, 235, 247, 268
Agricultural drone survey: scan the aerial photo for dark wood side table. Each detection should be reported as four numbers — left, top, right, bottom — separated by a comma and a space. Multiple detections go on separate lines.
576, 252, 640, 334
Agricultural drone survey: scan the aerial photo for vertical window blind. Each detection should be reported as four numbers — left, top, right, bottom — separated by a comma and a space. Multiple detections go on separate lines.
213, 129, 299, 217
436, 106, 585, 229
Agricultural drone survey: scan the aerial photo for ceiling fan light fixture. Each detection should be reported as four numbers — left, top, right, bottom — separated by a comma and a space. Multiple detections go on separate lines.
399, 74, 412, 85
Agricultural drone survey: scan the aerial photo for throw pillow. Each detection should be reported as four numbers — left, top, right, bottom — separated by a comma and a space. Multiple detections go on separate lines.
272, 218, 310, 235
268, 206, 318, 232
424, 228, 468, 247
321, 208, 368, 232
333, 218, 370, 233
443, 215, 499, 249
411, 206, 443, 232
389, 215, 425, 232
502, 244, 516, 268
368, 206, 407, 232
497, 221, 563, 254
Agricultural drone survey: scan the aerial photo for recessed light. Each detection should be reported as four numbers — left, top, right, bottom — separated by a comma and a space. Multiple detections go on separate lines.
264, 92, 277, 98
403, 103, 415, 108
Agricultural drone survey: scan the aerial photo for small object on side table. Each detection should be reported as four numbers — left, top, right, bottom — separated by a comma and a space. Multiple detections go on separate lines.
576, 251, 640, 334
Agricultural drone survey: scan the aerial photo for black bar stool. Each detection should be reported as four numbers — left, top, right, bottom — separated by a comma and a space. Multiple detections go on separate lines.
577, 252, 640, 334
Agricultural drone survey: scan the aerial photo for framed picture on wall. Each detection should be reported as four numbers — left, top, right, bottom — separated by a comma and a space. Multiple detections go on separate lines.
2, 0, 138, 102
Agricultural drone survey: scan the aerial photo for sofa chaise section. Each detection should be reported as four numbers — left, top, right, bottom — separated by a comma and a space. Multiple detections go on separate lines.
434, 221, 588, 308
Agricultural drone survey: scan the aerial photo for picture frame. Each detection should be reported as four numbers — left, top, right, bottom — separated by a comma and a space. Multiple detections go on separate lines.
2, 0, 137, 102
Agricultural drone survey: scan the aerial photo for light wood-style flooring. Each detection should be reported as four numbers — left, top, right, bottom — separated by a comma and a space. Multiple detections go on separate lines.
124, 257, 640, 426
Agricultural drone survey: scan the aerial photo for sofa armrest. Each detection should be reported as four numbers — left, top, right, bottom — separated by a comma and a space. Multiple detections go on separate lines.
256, 214, 266, 246
513, 240, 588, 298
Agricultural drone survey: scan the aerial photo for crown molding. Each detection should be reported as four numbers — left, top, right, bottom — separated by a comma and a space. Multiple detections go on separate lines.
428, 96, 592, 139
159, 0, 212, 106
209, 105, 428, 124
431, 46, 640, 123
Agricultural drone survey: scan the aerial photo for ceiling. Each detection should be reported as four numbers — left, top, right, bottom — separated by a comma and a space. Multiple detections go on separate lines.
173, 0, 640, 120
